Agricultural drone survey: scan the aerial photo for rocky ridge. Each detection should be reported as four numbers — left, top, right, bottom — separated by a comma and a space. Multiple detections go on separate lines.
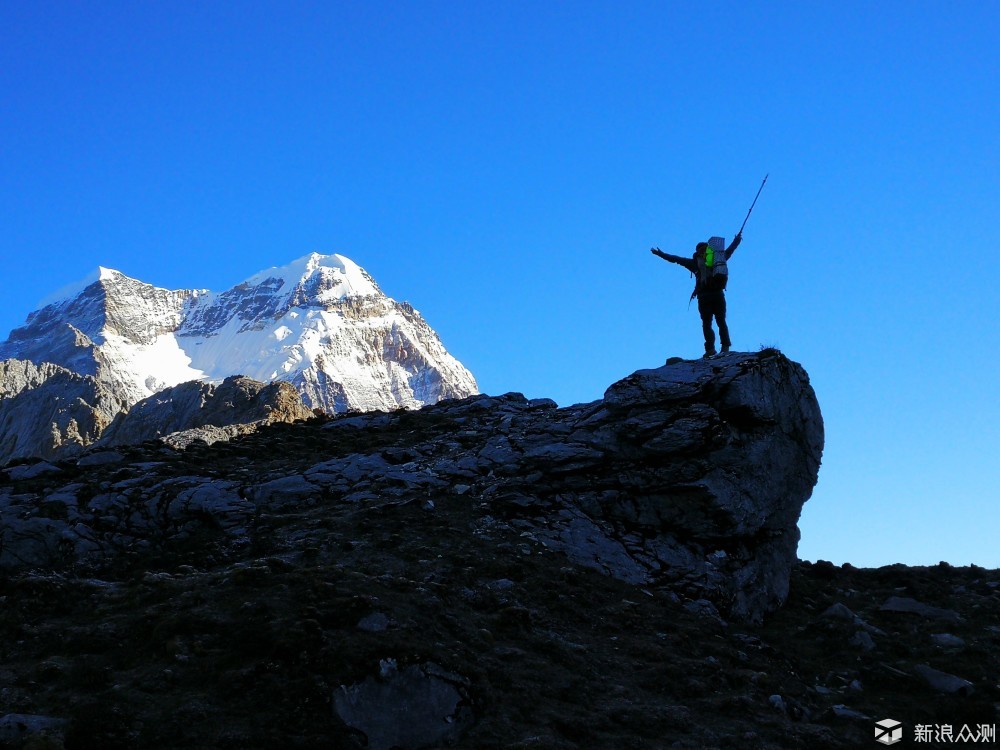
0, 351, 997, 749
0, 364, 314, 465
1, 350, 822, 624
0, 268, 197, 404
95, 375, 315, 450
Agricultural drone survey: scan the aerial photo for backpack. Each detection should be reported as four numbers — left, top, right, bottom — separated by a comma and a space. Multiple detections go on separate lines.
698, 236, 728, 292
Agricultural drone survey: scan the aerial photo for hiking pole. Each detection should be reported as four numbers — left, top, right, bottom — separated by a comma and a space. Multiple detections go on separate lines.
737, 174, 768, 236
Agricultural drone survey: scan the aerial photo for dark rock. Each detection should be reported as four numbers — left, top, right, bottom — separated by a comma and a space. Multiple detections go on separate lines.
0, 387, 997, 750
0, 351, 823, 624
97, 375, 313, 448
819, 603, 886, 635
4, 461, 62, 481
683, 598, 727, 625
848, 630, 876, 651
826, 704, 871, 721
76, 450, 126, 467
533, 507, 650, 586
357, 613, 390, 633
248, 475, 321, 510
333, 661, 473, 750
527, 398, 558, 410
165, 480, 254, 533
0, 713, 67, 743
880, 596, 962, 622
0, 362, 313, 465
0, 514, 77, 569
913, 664, 975, 695
567, 352, 824, 621
930, 633, 966, 649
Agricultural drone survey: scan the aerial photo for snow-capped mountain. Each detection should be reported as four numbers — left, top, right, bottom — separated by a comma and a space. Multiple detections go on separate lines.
0, 254, 478, 413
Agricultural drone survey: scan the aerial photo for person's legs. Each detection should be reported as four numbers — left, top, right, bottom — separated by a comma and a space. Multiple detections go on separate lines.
715, 292, 731, 351
697, 295, 717, 355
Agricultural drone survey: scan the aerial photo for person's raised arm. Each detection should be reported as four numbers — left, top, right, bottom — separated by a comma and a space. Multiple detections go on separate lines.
651, 247, 697, 273
725, 232, 742, 260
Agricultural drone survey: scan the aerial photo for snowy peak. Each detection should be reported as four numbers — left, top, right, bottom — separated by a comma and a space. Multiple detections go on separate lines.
36, 266, 122, 309
243, 253, 383, 304
15, 266, 194, 351
32, 253, 372, 323
96, 266, 128, 282
1, 252, 478, 414
180, 253, 384, 338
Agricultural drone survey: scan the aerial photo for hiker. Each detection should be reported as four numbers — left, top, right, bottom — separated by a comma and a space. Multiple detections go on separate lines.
651, 232, 742, 357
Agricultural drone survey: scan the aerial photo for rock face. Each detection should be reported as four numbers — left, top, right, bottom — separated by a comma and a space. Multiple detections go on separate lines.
0, 359, 129, 463
458, 348, 824, 622
0, 363, 313, 465
0, 349, 822, 623
0, 254, 478, 412
96, 375, 315, 449
0, 269, 196, 406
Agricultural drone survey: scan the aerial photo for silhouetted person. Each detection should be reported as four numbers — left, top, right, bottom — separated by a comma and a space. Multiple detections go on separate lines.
651, 232, 742, 357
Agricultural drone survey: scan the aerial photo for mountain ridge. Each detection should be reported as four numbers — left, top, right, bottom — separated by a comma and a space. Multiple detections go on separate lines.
0, 253, 478, 414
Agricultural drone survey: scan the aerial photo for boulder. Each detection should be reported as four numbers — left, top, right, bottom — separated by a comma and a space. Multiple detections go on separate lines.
333, 660, 473, 750
480, 350, 824, 622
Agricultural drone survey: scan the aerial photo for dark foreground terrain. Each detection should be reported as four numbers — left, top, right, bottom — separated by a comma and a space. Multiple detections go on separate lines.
1, 416, 997, 749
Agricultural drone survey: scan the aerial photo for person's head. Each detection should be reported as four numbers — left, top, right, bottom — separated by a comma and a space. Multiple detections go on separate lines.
694, 241, 709, 258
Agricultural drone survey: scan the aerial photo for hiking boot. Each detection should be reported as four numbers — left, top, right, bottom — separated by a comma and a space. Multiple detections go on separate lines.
721, 346, 730, 354
702, 350, 717, 359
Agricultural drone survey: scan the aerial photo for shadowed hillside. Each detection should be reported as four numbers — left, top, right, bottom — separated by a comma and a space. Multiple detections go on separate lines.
1, 351, 993, 748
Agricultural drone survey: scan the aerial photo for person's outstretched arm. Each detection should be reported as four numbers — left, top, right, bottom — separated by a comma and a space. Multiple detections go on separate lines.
651, 247, 697, 273
725, 232, 742, 260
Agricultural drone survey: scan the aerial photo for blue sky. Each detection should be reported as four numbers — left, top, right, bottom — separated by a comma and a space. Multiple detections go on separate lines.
1, 2, 997, 567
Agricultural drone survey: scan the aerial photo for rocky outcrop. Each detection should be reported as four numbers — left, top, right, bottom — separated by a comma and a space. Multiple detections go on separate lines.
446, 348, 824, 622
0, 362, 314, 465
0, 350, 822, 624
96, 375, 314, 448
0, 359, 128, 464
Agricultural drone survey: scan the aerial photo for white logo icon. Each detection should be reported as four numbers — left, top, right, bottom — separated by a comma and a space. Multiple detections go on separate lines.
876, 719, 903, 745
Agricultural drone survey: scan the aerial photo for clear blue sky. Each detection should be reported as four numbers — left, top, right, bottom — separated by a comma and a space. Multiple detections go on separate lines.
2, 2, 997, 567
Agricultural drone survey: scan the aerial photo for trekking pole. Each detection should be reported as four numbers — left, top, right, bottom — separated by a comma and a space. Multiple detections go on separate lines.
737, 174, 768, 236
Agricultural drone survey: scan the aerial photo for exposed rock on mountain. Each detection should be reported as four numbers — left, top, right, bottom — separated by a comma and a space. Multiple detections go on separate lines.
0, 364, 313, 466
0, 269, 197, 406
96, 375, 315, 449
0, 254, 478, 412
0, 359, 128, 463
